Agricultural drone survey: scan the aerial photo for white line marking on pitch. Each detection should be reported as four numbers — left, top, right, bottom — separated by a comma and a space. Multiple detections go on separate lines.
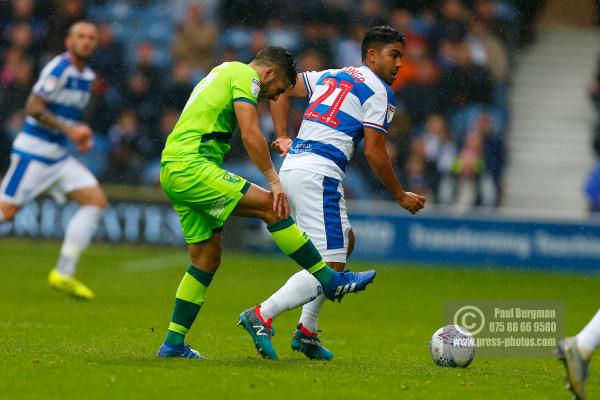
120, 254, 186, 272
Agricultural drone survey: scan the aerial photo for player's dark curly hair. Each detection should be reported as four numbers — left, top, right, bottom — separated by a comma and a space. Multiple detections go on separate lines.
254, 46, 298, 87
361, 26, 405, 60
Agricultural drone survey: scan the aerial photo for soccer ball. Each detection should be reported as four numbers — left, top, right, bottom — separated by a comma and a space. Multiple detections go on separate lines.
429, 325, 476, 367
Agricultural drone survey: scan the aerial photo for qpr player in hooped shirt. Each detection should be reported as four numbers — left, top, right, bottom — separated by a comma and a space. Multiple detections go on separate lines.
239, 26, 426, 361
0, 21, 108, 300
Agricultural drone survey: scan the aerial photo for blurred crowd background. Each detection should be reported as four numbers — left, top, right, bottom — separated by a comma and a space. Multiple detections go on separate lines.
0, 0, 552, 208
586, 54, 600, 212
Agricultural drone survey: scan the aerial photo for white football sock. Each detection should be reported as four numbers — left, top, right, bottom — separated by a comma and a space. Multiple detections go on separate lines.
55, 205, 104, 277
299, 293, 326, 334
577, 308, 600, 360
260, 270, 322, 321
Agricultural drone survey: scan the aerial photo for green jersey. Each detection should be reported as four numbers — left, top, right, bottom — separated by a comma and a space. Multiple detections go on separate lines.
162, 61, 260, 165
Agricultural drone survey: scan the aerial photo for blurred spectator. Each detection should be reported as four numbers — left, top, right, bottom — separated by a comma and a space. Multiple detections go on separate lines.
404, 142, 428, 196
476, 113, 506, 206
103, 110, 154, 184
1, 48, 27, 85
335, 23, 368, 68
299, 50, 326, 73
0, 57, 34, 123
0, 0, 47, 53
6, 23, 36, 59
171, 0, 219, 23
249, 29, 269, 63
441, 41, 494, 109
453, 130, 485, 209
515, 0, 547, 47
390, 35, 427, 91
163, 60, 194, 111
466, 17, 509, 84
359, 0, 388, 27
0, 112, 24, 173
86, 78, 120, 136
590, 55, 600, 116
45, 0, 87, 56
122, 71, 162, 128
88, 22, 127, 88
585, 126, 600, 213
171, 1, 217, 77
301, 21, 334, 63
266, 18, 302, 55
143, 108, 180, 185
419, 114, 458, 202
390, 7, 413, 36
398, 57, 446, 126
134, 41, 161, 92
428, 0, 468, 50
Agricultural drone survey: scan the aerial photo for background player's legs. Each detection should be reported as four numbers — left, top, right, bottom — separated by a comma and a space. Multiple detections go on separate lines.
577, 308, 600, 359
0, 153, 57, 222
54, 186, 107, 278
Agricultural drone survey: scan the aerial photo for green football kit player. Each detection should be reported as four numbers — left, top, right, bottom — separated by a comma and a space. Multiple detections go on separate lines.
157, 47, 377, 360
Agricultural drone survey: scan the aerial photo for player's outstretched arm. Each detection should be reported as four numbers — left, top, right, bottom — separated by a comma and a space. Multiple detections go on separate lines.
25, 94, 93, 152
363, 127, 426, 214
234, 100, 290, 218
270, 73, 309, 157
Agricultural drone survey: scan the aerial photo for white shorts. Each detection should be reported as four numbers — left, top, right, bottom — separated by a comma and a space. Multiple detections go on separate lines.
280, 168, 351, 263
0, 152, 98, 206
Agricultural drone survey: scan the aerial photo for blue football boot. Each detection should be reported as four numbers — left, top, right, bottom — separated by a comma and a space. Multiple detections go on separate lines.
322, 269, 376, 301
238, 306, 278, 360
157, 342, 204, 359
291, 323, 333, 361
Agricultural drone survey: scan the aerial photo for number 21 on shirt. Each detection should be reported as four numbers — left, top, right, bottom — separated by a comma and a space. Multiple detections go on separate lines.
304, 78, 354, 128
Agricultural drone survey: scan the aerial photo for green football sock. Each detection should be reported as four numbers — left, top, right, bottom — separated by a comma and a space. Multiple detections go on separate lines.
164, 265, 213, 346
268, 217, 335, 286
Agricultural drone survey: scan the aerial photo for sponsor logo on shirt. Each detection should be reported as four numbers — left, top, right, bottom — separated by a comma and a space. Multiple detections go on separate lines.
251, 77, 260, 98
387, 104, 396, 124
42, 77, 59, 94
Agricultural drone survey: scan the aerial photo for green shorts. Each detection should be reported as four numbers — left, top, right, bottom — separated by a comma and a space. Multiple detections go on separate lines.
160, 160, 251, 243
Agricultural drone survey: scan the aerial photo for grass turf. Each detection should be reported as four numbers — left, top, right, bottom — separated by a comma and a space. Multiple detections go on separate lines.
0, 238, 598, 399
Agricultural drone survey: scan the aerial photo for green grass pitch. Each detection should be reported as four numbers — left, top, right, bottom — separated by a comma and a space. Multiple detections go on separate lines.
0, 238, 598, 399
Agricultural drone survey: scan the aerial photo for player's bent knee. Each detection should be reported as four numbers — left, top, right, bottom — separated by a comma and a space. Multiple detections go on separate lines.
260, 209, 281, 225
0, 202, 19, 221
69, 186, 109, 208
91, 189, 109, 209
190, 254, 221, 272
96, 194, 109, 209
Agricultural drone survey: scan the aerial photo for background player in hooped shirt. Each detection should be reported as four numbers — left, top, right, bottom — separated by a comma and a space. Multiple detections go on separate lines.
0, 21, 107, 300
157, 47, 378, 360
244, 26, 426, 360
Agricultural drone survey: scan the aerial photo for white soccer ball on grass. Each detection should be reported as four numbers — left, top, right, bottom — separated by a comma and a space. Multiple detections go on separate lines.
429, 325, 476, 367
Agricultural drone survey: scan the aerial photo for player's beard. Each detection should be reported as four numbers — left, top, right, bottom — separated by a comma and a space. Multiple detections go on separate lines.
259, 80, 276, 100
72, 46, 94, 62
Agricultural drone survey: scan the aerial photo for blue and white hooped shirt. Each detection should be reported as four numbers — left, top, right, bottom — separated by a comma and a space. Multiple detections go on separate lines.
12, 53, 95, 163
280, 65, 396, 180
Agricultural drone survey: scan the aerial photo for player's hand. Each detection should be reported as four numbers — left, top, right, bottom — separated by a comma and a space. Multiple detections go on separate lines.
271, 137, 292, 157
66, 124, 93, 153
270, 180, 290, 218
398, 192, 426, 214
